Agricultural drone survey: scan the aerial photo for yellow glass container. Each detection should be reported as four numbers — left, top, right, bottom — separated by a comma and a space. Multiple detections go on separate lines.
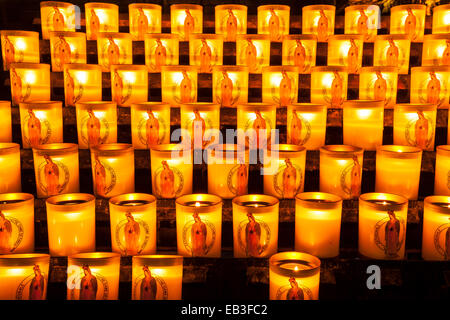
212, 65, 248, 107
344, 5, 380, 42
49, 31, 86, 72
327, 35, 364, 74
359, 192, 408, 260
97, 32, 133, 72
422, 34, 450, 66
375, 145, 422, 200
110, 64, 148, 107
0, 144, 21, 193
215, 4, 247, 42
10, 63, 50, 106
64, 64, 102, 107
144, 34, 179, 72
46, 193, 96, 256
129, 3, 162, 40
19, 101, 63, 149
236, 34, 271, 73
358, 66, 398, 107
170, 4, 203, 41
189, 34, 224, 73
435, 145, 450, 196
161, 65, 198, 107
0, 253, 50, 300
432, 4, 450, 34
180, 103, 220, 148
281, 35, 317, 73
343, 100, 384, 150
109, 193, 157, 256
85, 2, 119, 41
311, 66, 348, 108
257, 5, 290, 42
374, 35, 410, 74
132, 255, 183, 300
302, 5, 335, 42
40, 1, 76, 39
67, 252, 120, 300
411, 66, 450, 108
0, 101, 12, 142
390, 4, 426, 42
262, 66, 300, 107
422, 196, 450, 260
1, 30, 40, 71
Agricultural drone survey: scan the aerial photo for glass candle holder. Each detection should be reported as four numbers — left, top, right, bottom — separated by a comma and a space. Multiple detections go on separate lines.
10, 63, 50, 106
49, 31, 86, 72
257, 5, 290, 42
0, 193, 34, 254
311, 66, 348, 108
129, 3, 162, 40
180, 103, 220, 149
85, 2, 119, 41
375, 145, 422, 200
422, 196, 450, 260
97, 32, 133, 72
422, 34, 450, 66
411, 66, 450, 108
262, 66, 300, 107
432, 4, 450, 34
269, 251, 320, 300
327, 35, 364, 74
67, 252, 120, 300
40, 1, 76, 39
232, 194, 279, 258
1, 30, 40, 71
215, 4, 247, 42
161, 66, 198, 107
359, 192, 408, 260
131, 102, 170, 149
435, 145, 450, 196
212, 65, 249, 108
374, 35, 410, 75
343, 100, 384, 150
302, 5, 335, 42
281, 35, 317, 73
0, 101, 12, 142
263, 144, 307, 199
64, 64, 102, 107
90, 144, 135, 198
176, 194, 222, 257
393, 103, 437, 151
132, 255, 183, 300
150, 144, 193, 199
0, 143, 21, 193
110, 64, 148, 107
75, 101, 117, 149
206, 144, 249, 199
390, 4, 426, 42
319, 145, 364, 200
236, 34, 271, 73
144, 34, 179, 72
170, 4, 203, 41
295, 192, 342, 258
46, 193, 95, 256
189, 34, 224, 73
0, 254, 50, 300
19, 101, 63, 149
109, 193, 157, 256
358, 66, 398, 107
344, 5, 380, 42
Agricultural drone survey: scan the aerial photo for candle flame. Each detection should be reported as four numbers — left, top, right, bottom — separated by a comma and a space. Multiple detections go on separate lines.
195, 202, 200, 207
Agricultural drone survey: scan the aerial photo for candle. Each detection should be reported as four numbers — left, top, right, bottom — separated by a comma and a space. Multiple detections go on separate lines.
0, 193, 34, 254
110, 65, 148, 107
422, 196, 450, 260
411, 66, 450, 108
215, 5, 247, 42
302, 5, 335, 42
49, 31, 86, 72
19, 101, 63, 149
262, 66, 300, 107
319, 145, 364, 200
64, 64, 102, 107
161, 66, 198, 107
269, 251, 320, 300
422, 34, 450, 66
144, 34, 179, 72
375, 145, 422, 200
189, 34, 224, 73
432, 4, 450, 34
176, 194, 222, 257
128, 3, 162, 40
10, 63, 50, 106
236, 34, 271, 73
85, 2, 119, 41
435, 145, 450, 196
32, 143, 79, 198
67, 252, 120, 300
257, 5, 290, 42
311, 66, 348, 108
281, 35, 317, 73
90, 144, 135, 198
344, 5, 380, 42
0, 254, 50, 300
96, 32, 133, 72
0, 143, 21, 193
0, 30, 40, 71
327, 35, 364, 74
374, 35, 410, 74
343, 100, 384, 150
132, 255, 183, 300
0, 101, 12, 142
109, 193, 157, 256
212, 65, 249, 107
180, 103, 220, 148
263, 144, 306, 199
359, 192, 408, 260
358, 66, 398, 107
46, 193, 96, 256
393, 103, 437, 151
40, 1, 76, 39
232, 194, 279, 258
390, 4, 426, 42
75, 101, 117, 149
170, 4, 203, 41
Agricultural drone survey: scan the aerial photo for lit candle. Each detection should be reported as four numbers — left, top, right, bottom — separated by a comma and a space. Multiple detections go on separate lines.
132, 255, 183, 300
327, 35, 364, 74
257, 5, 290, 42
128, 3, 162, 40
302, 5, 335, 42
10, 63, 50, 106
0, 101, 12, 142
170, 4, 203, 41
67, 252, 120, 300
144, 34, 179, 72
310, 66, 348, 108
269, 251, 320, 300
40, 1, 76, 39
375, 145, 422, 200
161, 66, 198, 107
90, 144, 135, 198
359, 192, 408, 260
390, 4, 426, 42
110, 64, 148, 107
85, 2, 119, 41
435, 145, 450, 196
0, 254, 50, 300
46, 193, 96, 256
281, 35, 317, 73
180, 103, 220, 148
64, 64, 102, 107
432, 4, 450, 34
49, 31, 86, 72
422, 34, 450, 66
358, 66, 398, 107
97, 32, 133, 72
212, 65, 249, 107
189, 34, 224, 73
422, 196, 450, 260
262, 66, 300, 107
236, 34, 271, 73
374, 35, 410, 74
0, 143, 21, 193
215, 5, 247, 42
411, 66, 450, 108
319, 145, 364, 200
0, 30, 40, 71
109, 193, 157, 256
344, 5, 380, 42
176, 194, 222, 257
232, 194, 279, 258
